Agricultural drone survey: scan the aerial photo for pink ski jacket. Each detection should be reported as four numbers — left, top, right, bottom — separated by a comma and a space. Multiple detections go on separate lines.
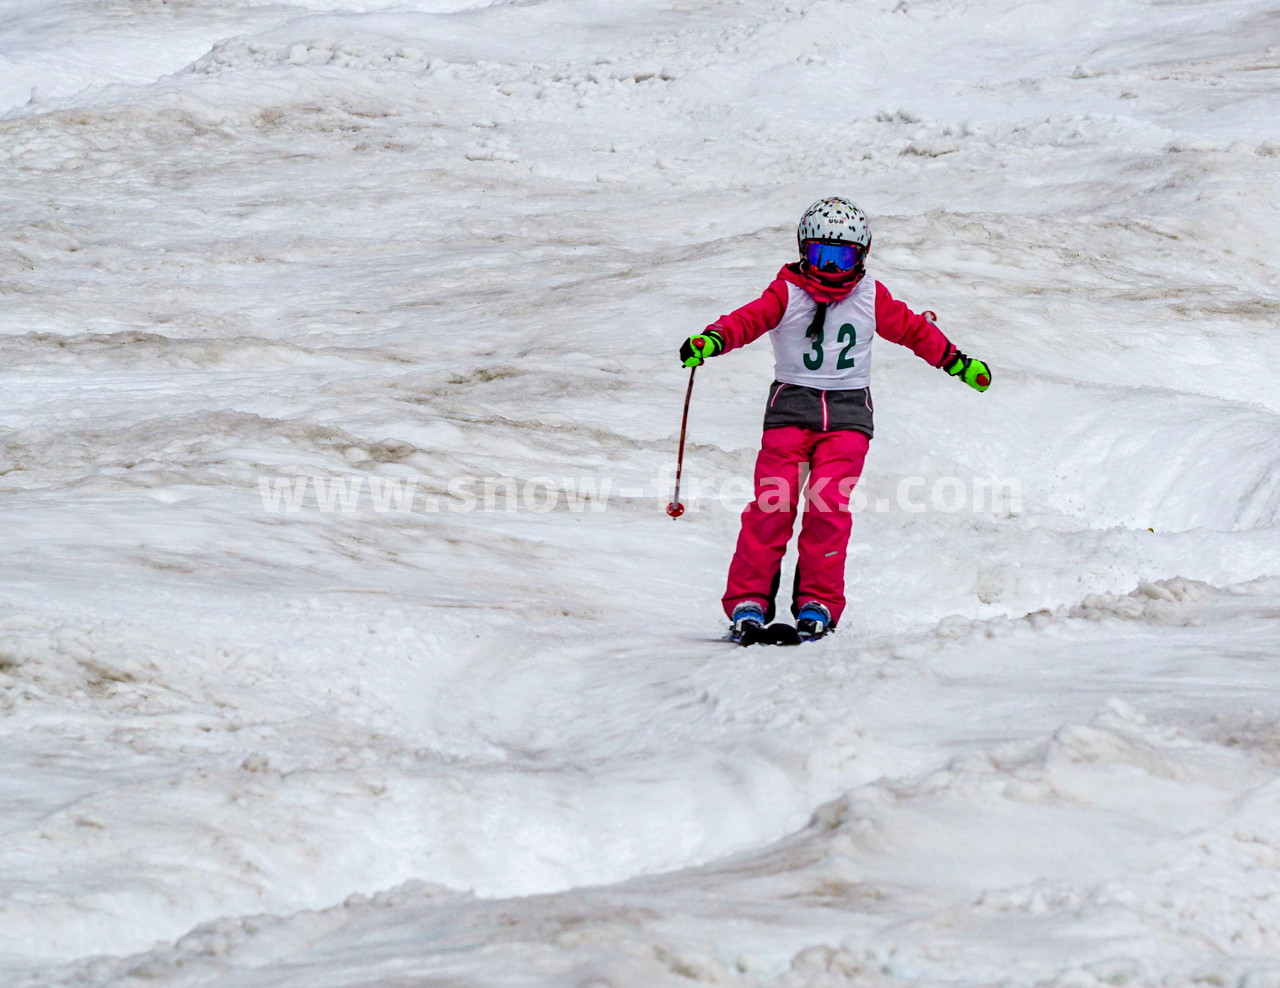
706, 264, 958, 380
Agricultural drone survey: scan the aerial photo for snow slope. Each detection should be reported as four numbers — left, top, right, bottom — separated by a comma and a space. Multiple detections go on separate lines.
1, 0, 1279, 985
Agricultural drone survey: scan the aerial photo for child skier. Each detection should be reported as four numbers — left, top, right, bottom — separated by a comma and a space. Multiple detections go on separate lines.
679, 197, 991, 644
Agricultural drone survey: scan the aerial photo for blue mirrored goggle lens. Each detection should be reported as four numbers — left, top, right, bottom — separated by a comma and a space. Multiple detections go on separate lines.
805, 241, 862, 272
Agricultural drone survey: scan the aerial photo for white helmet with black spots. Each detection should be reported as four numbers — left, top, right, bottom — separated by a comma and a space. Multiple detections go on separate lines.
797, 196, 871, 253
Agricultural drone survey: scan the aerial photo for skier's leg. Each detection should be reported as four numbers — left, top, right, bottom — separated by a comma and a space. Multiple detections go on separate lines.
794, 429, 870, 626
722, 426, 814, 623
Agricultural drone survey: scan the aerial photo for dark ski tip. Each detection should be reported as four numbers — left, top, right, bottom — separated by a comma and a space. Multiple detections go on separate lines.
766, 623, 802, 646
734, 622, 802, 646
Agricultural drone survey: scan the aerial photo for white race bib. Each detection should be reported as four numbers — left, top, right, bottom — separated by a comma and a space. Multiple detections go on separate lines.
769, 278, 876, 390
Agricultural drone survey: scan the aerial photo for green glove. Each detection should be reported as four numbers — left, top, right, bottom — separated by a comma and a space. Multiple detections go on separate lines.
679, 331, 724, 368
945, 352, 991, 392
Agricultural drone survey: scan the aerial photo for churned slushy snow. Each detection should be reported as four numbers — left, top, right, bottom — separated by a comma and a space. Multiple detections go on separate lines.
1, 0, 1279, 985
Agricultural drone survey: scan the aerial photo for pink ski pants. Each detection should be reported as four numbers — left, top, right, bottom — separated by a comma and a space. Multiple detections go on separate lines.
722, 426, 870, 626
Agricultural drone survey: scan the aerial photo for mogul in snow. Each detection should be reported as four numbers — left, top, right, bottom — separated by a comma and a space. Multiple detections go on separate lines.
680, 197, 992, 645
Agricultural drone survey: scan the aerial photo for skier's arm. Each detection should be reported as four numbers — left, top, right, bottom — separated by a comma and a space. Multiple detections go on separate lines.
678, 280, 788, 367
875, 282, 990, 391
874, 281, 955, 366
705, 280, 789, 352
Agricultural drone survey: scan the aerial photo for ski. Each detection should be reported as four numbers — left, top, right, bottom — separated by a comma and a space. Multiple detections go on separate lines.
765, 622, 802, 646
729, 622, 803, 646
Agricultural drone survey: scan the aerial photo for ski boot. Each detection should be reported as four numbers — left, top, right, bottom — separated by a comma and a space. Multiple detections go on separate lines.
728, 601, 768, 646
796, 602, 833, 642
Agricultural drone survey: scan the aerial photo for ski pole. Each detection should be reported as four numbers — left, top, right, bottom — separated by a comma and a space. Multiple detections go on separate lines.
666, 365, 697, 518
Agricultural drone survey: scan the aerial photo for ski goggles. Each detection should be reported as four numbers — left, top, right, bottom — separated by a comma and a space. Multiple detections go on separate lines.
804, 241, 864, 272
